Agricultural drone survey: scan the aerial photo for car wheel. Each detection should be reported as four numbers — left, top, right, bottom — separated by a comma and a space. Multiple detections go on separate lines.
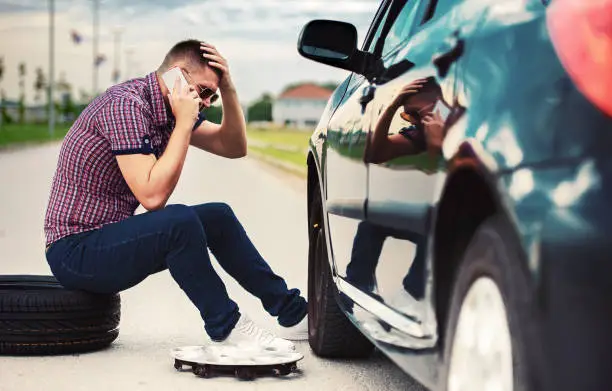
0, 275, 121, 355
440, 216, 543, 391
307, 182, 374, 358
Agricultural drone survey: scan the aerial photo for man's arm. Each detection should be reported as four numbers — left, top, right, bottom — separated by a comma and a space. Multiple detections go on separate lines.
366, 81, 426, 164
367, 104, 419, 164
422, 110, 445, 158
190, 42, 247, 159
190, 86, 247, 158
116, 78, 201, 211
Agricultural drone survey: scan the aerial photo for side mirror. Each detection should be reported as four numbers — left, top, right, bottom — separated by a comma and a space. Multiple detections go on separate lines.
298, 20, 363, 73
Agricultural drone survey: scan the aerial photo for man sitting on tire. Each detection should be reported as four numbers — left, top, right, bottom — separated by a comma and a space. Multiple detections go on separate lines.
43, 39, 308, 351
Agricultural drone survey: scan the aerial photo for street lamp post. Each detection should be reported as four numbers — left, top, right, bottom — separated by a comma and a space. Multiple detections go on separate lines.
48, 0, 55, 136
93, 0, 99, 97
125, 47, 135, 80
112, 27, 124, 84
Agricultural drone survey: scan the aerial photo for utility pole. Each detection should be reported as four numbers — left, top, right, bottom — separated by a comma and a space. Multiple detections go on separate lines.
48, 0, 55, 136
93, 0, 99, 97
125, 47, 135, 80
112, 27, 123, 84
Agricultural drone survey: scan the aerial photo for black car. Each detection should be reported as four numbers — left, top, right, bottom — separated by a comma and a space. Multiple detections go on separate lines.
297, 0, 612, 390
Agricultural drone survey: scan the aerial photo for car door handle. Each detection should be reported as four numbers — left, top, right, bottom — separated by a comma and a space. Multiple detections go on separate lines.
433, 33, 464, 78
359, 84, 376, 114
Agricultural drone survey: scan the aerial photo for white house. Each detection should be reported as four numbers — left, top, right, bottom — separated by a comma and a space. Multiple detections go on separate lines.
272, 83, 333, 129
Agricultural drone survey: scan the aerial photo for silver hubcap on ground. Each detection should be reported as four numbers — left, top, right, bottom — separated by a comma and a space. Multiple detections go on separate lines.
448, 277, 513, 391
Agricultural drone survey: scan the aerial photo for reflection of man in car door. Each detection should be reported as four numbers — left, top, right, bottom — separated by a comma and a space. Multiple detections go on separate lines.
366, 77, 446, 164
344, 77, 446, 308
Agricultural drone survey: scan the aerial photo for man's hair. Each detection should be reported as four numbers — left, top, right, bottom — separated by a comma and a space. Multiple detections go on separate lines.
158, 39, 221, 78
419, 76, 443, 99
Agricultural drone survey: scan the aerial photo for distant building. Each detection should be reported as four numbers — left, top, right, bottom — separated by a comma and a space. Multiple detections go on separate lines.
1, 100, 48, 123
1, 95, 76, 124
273, 83, 333, 129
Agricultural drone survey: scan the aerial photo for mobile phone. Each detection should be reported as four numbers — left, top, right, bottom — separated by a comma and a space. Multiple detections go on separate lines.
161, 66, 189, 96
433, 99, 451, 121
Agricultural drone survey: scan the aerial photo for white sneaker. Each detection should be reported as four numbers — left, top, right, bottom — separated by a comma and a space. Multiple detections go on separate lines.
389, 289, 423, 317
276, 314, 308, 341
213, 314, 296, 352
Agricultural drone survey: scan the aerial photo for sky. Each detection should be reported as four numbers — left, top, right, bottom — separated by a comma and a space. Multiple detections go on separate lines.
0, 0, 381, 105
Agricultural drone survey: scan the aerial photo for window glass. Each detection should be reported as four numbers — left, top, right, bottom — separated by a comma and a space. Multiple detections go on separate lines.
419, 0, 458, 27
381, 2, 421, 56
365, 3, 393, 53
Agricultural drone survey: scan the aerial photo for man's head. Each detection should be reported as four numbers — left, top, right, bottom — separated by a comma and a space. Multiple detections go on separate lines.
401, 77, 443, 122
158, 39, 220, 108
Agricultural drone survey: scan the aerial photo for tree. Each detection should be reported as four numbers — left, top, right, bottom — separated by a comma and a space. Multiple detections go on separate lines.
0, 89, 11, 124
56, 72, 74, 120
78, 89, 91, 104
247, 93, 273, 122
320, 81, 340, 91
0, 56, 4, 129
34, 67, 46, 104
205, 105, 222, 123
18, 62, 26, 123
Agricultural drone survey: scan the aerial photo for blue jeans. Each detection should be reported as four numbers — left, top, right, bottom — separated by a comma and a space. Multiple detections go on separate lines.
346, 221, 426, 299
45, 203, 307, 340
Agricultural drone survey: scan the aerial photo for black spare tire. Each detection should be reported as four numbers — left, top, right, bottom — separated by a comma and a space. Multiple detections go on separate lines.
0, 275, 120, 355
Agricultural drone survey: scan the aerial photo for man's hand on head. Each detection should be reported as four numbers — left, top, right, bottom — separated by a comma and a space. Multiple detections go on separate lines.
200, 42, 234, 91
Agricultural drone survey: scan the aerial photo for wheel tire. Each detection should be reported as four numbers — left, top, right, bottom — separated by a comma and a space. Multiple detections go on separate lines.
0, 275, 121, 356
307, 182, 374, 358
235, 367, 254, 380
439, 216, 544, 391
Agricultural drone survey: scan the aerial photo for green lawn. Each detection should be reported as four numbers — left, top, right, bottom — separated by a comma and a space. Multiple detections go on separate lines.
247, 126, 310, 149
0, 123, 71, 148
247, 126, 311, 176
250, 145, 308, 168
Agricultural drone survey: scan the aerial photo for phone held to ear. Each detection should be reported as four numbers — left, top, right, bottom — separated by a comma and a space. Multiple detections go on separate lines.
434, 99, 451, 120
162, 66, 205, 131
161, 66, 189, 96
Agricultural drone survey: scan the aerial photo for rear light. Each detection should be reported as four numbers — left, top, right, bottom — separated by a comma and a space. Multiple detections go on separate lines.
547, 0, 612, 116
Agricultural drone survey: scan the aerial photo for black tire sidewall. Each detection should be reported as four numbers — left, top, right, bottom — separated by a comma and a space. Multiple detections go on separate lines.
440, 216, 543, 391
307, 182, 331, 351
0, 275, 120, 356
306, 181, 373, 358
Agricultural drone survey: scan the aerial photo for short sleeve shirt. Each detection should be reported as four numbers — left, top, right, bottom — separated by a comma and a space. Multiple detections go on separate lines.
399, 124, 427, 152
44, 72, 174, 246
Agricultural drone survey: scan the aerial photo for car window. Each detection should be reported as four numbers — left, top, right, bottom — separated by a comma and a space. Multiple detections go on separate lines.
381, 2, 421, 57
418, 0, 458, 28
364, 2, 393, 53
379, 0, 460, 68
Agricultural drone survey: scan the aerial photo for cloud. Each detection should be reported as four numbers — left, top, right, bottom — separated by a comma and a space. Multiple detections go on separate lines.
0, 0, 379, 103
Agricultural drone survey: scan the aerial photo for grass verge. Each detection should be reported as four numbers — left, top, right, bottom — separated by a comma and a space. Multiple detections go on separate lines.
0, 123, 71, 148
247, 126, 310, 148
247, 126, 310, 178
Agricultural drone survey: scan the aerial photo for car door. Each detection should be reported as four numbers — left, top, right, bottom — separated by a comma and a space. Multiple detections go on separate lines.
337, 0, 466, 347
323, 0, 397, 280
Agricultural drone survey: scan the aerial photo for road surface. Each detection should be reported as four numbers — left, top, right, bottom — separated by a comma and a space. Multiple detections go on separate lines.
0, 142, 425, 391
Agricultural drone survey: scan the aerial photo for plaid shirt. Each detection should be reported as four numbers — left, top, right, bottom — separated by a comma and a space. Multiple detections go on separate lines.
44, 72, 173, 246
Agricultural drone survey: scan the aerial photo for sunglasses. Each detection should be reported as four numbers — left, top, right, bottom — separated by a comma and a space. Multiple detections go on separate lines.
183, 69, 219, 105
400, 111, 421, 123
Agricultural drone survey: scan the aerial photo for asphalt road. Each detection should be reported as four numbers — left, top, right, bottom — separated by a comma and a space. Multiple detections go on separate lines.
0, 142, 425, 391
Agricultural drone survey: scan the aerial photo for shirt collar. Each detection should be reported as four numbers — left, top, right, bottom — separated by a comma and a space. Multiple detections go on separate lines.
146, 72, 171, 128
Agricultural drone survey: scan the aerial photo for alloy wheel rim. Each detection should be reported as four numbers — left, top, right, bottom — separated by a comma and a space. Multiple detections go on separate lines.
448, 277, 513, 391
